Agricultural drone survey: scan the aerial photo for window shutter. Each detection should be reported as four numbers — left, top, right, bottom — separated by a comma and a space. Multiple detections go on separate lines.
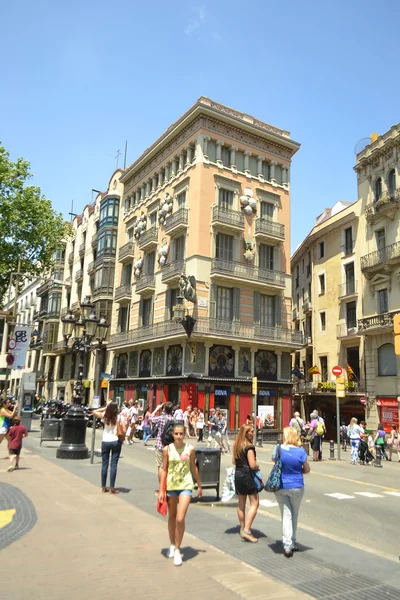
275, 296, 281, 326
254, 291, 261, 324
149, 296, 154, 325
138, 300, 143, 327
209, 283, 217, 319
233, 288, 240, 321
165, 289, 171, 320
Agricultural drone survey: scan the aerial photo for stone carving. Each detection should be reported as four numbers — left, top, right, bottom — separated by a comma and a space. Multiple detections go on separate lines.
158, 193, 173, 227
133, 213, 147, 239
243, 239, 255, 262
158, 238, 169, 267
134, 257, 143, 279
240, 188, 257, 215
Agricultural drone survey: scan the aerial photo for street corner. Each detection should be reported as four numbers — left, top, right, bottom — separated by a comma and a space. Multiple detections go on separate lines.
0, 482, 37, 550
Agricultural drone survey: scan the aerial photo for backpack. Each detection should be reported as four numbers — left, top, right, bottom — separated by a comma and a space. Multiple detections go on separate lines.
316, 421, 324, 435
161, 416, 175, 447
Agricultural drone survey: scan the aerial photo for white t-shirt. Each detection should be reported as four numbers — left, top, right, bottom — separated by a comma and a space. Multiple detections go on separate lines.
102, 420, 118, 442
129, 407, 138, 423
196, 414, 204, 429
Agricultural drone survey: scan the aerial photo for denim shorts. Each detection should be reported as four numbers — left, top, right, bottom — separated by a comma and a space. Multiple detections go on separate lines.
166, 489, 193, 497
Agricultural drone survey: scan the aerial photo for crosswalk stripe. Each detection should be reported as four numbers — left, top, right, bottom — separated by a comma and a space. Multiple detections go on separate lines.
354, 492, 384, 498
384, 491, 400, 497
325, 493, 355, 500
260, 499, 278, 508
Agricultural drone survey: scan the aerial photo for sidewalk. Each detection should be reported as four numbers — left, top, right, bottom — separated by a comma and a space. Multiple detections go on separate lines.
0, 447, 307, 600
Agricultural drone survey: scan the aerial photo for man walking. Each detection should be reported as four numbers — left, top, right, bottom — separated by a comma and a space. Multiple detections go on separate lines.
150, 402, 174, 485
313, 409, 326, 460
207, 408, 221, 448
289, 412, 305, 438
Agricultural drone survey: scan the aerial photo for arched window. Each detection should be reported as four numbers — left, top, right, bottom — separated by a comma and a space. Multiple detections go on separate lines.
378, 343, 397, 376
388, 169, 396, 194
375, 177, 382, 201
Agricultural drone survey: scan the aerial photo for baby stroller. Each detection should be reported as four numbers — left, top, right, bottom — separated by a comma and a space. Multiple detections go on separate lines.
359, 440, 374, 465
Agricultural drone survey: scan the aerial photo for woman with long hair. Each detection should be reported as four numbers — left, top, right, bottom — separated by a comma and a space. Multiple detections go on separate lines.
93, 402, 126, 493
374, 423, 389, 461
159, 422, 202, 566
142, 406, 152, 446
0, 399, 18, 446
387, 424, 400, 462
233, 424, 260, 543
347, 417, 364, 465
274, 426, 310, 557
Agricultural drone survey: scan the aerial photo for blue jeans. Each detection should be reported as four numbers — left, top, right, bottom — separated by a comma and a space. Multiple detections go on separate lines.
101, 440, 122, 488
275, 487, 304, 551
350, 438, 360, 463
143, 425, 152, 443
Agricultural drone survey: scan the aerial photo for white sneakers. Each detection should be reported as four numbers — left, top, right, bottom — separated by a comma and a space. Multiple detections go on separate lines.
173, 549, 182, 566
168, 545, 175, 558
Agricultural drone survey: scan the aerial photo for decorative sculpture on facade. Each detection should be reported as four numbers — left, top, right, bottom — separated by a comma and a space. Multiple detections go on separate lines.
240, 187, 257, 215
243, 239, 255, 261
134, 257, 143, 279
158, 192, 173, 227
179, 274, 197, 303
134, 213, 147, 239
158, 238, 170, 266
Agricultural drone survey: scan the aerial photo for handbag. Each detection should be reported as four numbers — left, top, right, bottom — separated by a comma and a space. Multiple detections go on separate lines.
251, 469, 264, 493
156, 482, 168, 517
116, 416, 126, 443
264, 444, 282, 492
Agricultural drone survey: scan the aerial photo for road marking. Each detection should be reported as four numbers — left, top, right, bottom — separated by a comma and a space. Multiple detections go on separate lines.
354, 492, 384, 498
324, 493, 355, 500
0, 509, 16, 529
384, 491, 400, 497
259, 499, 278, 508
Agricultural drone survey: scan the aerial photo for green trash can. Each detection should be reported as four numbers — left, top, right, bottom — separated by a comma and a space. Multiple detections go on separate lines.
21, 410, 33, 432
195, 447, 222, 499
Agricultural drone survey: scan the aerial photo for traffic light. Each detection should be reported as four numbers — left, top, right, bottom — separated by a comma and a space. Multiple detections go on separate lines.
252, 377, 258, 395
336, 376, 345, 398
394, 312, 400, 356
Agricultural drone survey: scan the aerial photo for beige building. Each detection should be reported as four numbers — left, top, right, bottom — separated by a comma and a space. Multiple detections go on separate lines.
108, 97, 302, 429
291, 201, 365, 436
355, 125, 400, 430
29, 169, 124, 404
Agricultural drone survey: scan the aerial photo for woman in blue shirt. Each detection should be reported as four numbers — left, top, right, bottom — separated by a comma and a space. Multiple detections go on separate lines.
272, 426, 310, 557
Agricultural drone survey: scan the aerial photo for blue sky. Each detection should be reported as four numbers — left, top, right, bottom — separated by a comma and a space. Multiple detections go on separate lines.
1, 0, 399, 252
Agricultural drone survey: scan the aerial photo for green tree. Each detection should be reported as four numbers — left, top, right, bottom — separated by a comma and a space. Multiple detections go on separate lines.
0, 143, 69, 304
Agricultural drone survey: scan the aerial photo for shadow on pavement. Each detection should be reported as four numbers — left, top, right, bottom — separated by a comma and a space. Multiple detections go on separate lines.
268, 540, 313, 554
160, 546, 207, 561
224, 525, 267, 540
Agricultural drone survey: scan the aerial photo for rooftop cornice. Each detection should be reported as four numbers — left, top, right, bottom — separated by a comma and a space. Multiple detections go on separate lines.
122, 98, 300, 184
354, 124, 400, 170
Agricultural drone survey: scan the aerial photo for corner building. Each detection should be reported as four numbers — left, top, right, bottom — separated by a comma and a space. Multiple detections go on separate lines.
108, 97, 302, 429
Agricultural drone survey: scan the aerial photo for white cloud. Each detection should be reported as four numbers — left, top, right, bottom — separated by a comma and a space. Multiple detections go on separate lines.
185, 5, 206, 35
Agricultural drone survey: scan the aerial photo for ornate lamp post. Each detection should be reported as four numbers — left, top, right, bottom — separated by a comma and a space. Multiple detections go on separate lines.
56, 297, 109, 460
172, 274, 197, 338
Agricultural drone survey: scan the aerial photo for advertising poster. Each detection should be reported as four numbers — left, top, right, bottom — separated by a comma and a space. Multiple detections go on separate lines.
258, 405, 275, 428
377, 398, 399, 432
8, 325, 33, 370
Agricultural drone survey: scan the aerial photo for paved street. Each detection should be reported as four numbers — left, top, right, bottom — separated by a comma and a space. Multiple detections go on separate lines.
1, 423, 400, 599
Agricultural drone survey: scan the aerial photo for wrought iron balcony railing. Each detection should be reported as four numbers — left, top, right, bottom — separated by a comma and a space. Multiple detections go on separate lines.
114, 284, 132, 301
135, 274, 156, 293
254, 218, 285, 240
75, 269, 83, 282
109, 317, 303, 348
338, 280, 357, 297
118, 242, 135, 262
164, 208, 189, 234
357, 310, 397, 333
211, 258, 285, 287
79, 243, 85, 257
161, 259, 185, 283
87, 261, 95, 275
68, 251, 74, 263
138, 226, 158, 250
360, 241, 400, 271
212, 206, 244, 229
91, 232, 98, 248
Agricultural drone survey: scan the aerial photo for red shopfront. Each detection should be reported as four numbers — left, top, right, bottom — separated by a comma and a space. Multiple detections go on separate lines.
377, 398, 399, 433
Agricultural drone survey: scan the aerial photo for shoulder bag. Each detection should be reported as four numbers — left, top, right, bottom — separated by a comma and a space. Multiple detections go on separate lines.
264, 444, 282, 492
116, 415, 126, 443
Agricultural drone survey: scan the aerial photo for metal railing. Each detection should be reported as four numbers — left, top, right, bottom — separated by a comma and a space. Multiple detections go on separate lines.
294, 380, 365, 394
366, 189, 400, 218
212, 206, 244, 228
118, 242, 134, 261
302, 298, 312, 312
114, 284, 132, 301
109, 316, 303, 348
71, 302, 80, 313
75, 269, 83, 282
360, 241, 400, 270
92, 286, 114, 298
254, 218, 285, 239
211, 258, 285, 287
292, 307, 299, 320
68, 252, 74, 263
87, 261, 95, 275
138, 226, 158, 249
161, 259, 185, 282
357, 310, 397, 333
336, 323, 358, 338
79, 243, 85, 256
164, 208, 189, 234
135, 274, 156, 292
91, 233, 98, 248
338, 280, 357, 297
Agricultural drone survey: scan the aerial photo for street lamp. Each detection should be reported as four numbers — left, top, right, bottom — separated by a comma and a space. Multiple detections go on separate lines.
172, 292, 196, 338
56, 297, 109, 460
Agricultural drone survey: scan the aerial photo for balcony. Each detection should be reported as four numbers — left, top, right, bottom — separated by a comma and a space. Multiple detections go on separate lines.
114, 284, 132, 303
64, 276, 72, 288
302, 298, 312, 313
87, 261, 95, 275
365, 189, 400, 222
37, 280, 63, 297
33, 310, 40, 321
211, 258, 285, 288
138, 226, 158, 251
294, 380, 365, 395
338, 280, 358, 299
91, 232, 98, 248
161, 259, 185, 284
70, 302, 80, 314
95, 248, 116, 265
360, 241, 400, 274
212, 206, 244, 232
336, 323, 359, 339
292, 307, 299, 321
92, 286, 114, 300
79, 243, 85, 257
108, 317, 303, 349
357, 310, 397, 335
118, 242, 135, 263
164, 208, 189, 236
68, 251, 74, 264
75, 269, 83, 283
135, 274, 156, 294
254, 218, 285, 242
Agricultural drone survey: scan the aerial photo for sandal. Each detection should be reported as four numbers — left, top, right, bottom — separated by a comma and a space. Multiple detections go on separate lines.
243, 530, 258, 543
101, 487, 108, 493
110, 488, 120, 494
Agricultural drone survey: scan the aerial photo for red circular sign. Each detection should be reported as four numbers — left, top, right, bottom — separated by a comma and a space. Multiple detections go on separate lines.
360, 397, 366, 405
332, 365, 343, 377
8, 338, 16, 350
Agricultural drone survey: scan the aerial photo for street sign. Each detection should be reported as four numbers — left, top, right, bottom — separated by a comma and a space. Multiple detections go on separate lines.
252, 377, 258, 395
332, 365, 343, 377
360, 397, 367, 405
8, 338, 16, 350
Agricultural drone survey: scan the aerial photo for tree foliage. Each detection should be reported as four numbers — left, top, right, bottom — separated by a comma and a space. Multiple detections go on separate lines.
0, 143, 70, 304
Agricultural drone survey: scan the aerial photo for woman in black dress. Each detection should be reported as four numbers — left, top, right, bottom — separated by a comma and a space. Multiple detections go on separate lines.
233, 424, 260, 543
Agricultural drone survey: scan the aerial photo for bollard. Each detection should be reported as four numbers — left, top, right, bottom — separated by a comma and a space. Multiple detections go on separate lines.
329, 440, 335, 460
257, 428, 263, 448
374, 444, 383, 468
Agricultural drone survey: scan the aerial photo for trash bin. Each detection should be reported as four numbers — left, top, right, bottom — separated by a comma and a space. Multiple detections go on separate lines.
195, 447, 221, 499
21, 410, 33, 432
40, 419, 62, 446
